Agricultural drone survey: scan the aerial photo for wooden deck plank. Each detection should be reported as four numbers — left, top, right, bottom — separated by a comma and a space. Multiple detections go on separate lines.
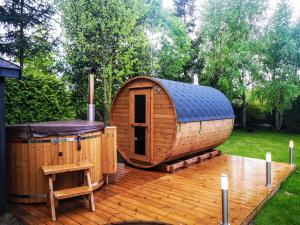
10, 155, 295, 225
61, 201, 109, 224
121, 178, 250, 222
114, 175, 259, 211
21, 205, 63, 225
10, 204, 46, 225
36, 205, 81, 225
105, 185, 221, 224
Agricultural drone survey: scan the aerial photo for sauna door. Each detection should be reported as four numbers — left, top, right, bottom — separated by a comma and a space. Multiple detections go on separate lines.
129, 89, 152, 162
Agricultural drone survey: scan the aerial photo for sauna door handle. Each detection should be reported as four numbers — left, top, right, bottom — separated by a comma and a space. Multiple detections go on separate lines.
130, 123, 148, 127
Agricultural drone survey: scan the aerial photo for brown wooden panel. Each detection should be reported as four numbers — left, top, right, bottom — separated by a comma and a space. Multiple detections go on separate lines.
110, 78, 176, 168
110, 77, 234, 169
10, 155, 295, 225
101, 127, 117, 174
168, 119, 234, 162
7, 131, 104, 203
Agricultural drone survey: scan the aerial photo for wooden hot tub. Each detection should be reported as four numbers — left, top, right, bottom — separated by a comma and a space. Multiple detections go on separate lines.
6, 120, 117, 203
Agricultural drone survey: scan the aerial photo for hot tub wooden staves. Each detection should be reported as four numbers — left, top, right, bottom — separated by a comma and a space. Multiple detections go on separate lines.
6, 120, 117, 203
110, 77, 235, 168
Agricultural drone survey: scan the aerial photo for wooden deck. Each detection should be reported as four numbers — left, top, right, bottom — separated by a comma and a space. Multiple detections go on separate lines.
10, 155, 295, 225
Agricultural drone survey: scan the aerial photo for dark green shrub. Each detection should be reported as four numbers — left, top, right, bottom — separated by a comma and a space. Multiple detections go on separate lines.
5, 70, 75, 124
285, 97, 300, 132
246, 101, 271, 124
233, 100, 271, 125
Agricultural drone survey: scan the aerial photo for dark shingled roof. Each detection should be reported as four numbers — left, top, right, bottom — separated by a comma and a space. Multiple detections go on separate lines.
154, 78, 235, 123
0, 57, 21, 79
0, 58, 20, 70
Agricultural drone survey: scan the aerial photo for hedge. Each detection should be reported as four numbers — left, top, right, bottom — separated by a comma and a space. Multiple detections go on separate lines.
5, 70, 75, 124
285, 97, 300, 132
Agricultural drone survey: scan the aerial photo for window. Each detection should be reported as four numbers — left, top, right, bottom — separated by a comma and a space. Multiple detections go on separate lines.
134, 95, 146, 123
134, 127, 146, 155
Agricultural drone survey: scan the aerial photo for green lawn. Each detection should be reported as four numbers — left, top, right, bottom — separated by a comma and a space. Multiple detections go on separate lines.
218, 129, 300, 225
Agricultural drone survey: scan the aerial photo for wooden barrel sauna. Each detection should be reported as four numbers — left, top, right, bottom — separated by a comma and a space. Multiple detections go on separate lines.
110, 76, 235, 168
6, 120, 117, 203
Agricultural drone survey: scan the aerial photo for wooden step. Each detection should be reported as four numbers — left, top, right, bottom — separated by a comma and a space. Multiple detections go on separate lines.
42, 162, 94, 175
54, 186, 91, 200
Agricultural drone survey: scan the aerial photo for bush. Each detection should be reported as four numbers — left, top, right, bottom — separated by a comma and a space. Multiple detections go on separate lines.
285, 97, 300, 132
5, 70, 75, 124
233, 100, 271, 125
246, 101, 272, 124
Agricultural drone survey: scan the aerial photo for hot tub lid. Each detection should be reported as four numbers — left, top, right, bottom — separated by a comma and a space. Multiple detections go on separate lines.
6, 120, 105, 139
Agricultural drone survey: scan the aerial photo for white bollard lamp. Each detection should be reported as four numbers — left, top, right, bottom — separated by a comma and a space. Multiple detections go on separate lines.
221, 174, 229, 225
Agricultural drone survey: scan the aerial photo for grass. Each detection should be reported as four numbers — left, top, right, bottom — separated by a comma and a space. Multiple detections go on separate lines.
218, 129, 300, 225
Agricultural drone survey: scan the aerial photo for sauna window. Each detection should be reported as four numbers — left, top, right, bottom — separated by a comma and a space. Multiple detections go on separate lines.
134, 95, 146, 123
134, 126, 146, 155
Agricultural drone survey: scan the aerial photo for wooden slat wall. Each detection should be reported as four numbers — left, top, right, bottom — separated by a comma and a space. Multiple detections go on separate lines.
152, 83, 177, 166
110, 86, 130, 161
169, 119, 234, 161
110, 77, 235, 168
110, 79, 177, 168
7, 131, 103, 203
101, 127, 117, 174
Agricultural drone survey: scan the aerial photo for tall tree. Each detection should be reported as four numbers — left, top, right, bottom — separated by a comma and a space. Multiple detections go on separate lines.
258, 1, 300, 130
0, 0, 54, 68
173, 0, 202, 82
173, 0, 196, 33
124, 0, 193, 82
200, 0, 266, 128
59, 0, 152, 123
140, 1, 192, 81
158, 14, 192, 81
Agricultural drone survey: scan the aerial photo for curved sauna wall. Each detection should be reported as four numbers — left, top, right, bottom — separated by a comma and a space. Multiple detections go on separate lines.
6, 120, 117, 203
110, 77, 235, 168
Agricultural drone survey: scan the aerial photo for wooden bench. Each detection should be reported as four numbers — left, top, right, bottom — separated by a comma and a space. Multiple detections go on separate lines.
42, 162, 96, 221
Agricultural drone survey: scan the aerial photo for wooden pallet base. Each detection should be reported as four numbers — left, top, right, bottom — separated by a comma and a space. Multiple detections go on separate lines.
157, 149, 221, 172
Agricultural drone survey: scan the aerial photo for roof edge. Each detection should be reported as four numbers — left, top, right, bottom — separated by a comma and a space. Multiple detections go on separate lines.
110, 76, 179, 123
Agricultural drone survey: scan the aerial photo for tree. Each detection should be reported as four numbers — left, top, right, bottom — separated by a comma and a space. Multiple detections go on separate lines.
200, 0, 266, 128
0, 0, 54, 68
173, 0, 196, 33
59, 0, 152, 123
138, 1, 192, 81
158, 14, 192, 81
173, 0, 202, 82
257, 1, 300, 130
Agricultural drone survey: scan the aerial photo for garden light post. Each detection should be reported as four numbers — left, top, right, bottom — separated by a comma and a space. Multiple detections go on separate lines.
289, 140, 294, 165
87, 67, 96, 121
221, 174, 229, 225
266, 152, 272, 187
